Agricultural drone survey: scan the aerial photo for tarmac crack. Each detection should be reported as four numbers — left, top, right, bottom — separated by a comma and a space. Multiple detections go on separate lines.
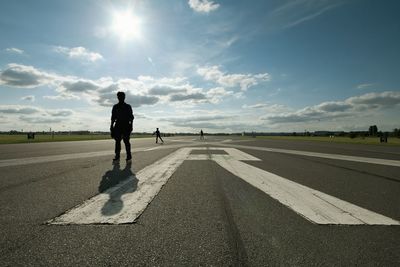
207, 147, 249, 266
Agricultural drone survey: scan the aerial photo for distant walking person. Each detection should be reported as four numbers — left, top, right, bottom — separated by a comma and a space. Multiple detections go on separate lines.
153, 128, 164, 144
200, 129, 204, 140
110, 91, 134, 162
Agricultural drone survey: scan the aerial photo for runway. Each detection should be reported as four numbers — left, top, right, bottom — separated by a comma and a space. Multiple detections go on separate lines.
0, 136, 399, 266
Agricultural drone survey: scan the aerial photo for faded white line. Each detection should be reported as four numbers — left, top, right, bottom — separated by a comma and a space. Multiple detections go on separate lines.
215, 143, 400, 167
0, 143, 195, 168
0, 150, 115, 168
169, 139, 197, 143
143, 147, 161, 151
48, 148, 193, 224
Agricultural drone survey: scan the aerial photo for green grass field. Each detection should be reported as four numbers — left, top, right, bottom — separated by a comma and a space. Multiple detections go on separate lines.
0, 134, 152, 144
247, 135, 400, 146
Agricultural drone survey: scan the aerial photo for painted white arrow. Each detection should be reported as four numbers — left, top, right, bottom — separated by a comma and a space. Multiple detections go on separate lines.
48, 147, 400, 225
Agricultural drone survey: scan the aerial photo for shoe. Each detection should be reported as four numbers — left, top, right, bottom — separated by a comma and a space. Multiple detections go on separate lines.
126, 156, 132, 162
113, 156, 120, 161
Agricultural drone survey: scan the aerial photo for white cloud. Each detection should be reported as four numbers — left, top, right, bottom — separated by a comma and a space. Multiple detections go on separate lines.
197, 65, 270, 91
148, 85, 187, 96
58, 79, 100, 92
0, 105, 41, 114
54, 46, 103, 62
5, 47, 24, 54
0, 104, 77, 131
19, 116, 65, 124
43, 92, 80, 100
188, 0, 220, 13
262, 91, 400, 124
0, 63, 237, 110
162, 111, 262, 132
0, 105, 73, 116
0, 64, 58, 88
169, 92, 207, 102
206, 87, 234, 103
243, 103, 289, 113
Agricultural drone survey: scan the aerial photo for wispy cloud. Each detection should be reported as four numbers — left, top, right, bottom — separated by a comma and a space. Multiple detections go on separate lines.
5, 47, 24, 54
264, 0, 343, 31
188, 0, 220, 13
54, 46, 103, 62
356, 83, 374, 89
147, 57, 154, 66
283, 2, 339, 29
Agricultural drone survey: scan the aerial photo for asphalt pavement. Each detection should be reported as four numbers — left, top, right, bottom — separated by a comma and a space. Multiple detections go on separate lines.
0, 136, 399, 266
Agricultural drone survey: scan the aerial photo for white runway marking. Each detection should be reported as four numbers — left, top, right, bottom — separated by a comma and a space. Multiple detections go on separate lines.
143, 147, 161, 151
216, 143, 400, 167
169, 139, 197, 143
48, 148, 193, 224
49, 147, 400, 225
0, 150, 115, 168
0, 143, 194, 168
190, 147, 400, 225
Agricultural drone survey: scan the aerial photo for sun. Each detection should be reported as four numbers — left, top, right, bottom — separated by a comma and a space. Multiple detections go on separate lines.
111, 10, 142, 40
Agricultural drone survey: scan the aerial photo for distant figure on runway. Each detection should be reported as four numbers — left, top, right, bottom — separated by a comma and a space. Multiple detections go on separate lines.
153, 127, 164, 144
200, 129, 204, 140
110, 91, 134, 162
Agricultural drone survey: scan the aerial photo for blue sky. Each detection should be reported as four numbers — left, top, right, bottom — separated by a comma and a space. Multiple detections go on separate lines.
0, 0, 399, 133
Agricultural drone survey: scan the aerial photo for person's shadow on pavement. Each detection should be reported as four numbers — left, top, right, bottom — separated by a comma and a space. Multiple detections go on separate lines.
98, 161, 138, 216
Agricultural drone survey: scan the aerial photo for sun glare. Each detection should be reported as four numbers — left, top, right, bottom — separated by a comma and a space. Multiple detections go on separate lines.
112, 10, 141, 40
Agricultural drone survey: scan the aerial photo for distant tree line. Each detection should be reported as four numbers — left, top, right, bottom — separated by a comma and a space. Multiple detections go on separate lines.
1, 126, 400, 138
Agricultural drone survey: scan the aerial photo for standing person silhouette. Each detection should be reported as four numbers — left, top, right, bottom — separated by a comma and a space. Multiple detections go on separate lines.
153, 128, 164, 144
110, 91, 134, 162
200, 129, 204, 140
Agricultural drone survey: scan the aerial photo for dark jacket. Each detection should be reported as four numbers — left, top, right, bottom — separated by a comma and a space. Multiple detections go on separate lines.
111, 102, 134, 130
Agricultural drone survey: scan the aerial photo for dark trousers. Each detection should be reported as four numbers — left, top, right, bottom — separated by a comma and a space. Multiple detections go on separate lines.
156, 134, 163, 143
114, 131, 131, 158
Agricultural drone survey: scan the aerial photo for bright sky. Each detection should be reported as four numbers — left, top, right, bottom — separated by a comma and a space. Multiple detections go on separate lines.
0, 0, 399, 133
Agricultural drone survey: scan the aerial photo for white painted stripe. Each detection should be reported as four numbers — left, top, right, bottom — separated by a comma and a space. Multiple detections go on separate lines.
0, 150, 114, 168
169, 139, 196, 143
185, 147, 399, 225
46, 146, 400, 225
143, 147, 161, 151
190, 147, 261, 161
48, 148, 193, 224
216, 143, 400, 167
208, 150, 400, 225
0, 143, 196, 168
221, 139, 232, 143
